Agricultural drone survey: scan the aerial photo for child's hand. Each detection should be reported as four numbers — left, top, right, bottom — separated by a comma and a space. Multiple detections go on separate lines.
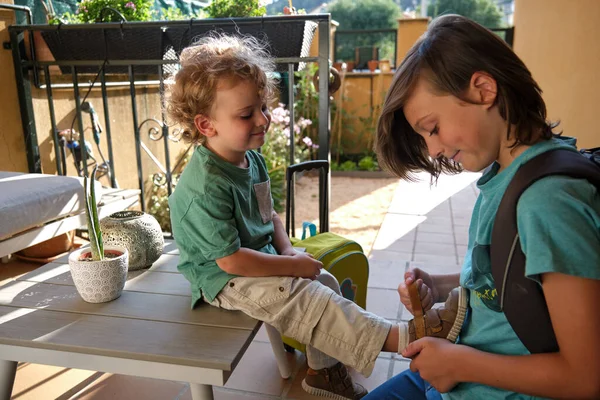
398, 267, 439, 314
402, 337, 466, 393
291, 252, 323, 280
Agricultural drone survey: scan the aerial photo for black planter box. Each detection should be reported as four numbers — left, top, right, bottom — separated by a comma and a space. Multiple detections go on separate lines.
40, 17, 318, 75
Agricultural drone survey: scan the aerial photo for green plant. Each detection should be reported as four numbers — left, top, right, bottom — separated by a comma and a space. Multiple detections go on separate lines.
261, 104, 316, 211
83, 165, 104, 261
331, 160, 358, 171
159, 7, 207, 21
61, 0, 154, 23
146, 148, 193, 233
358, 155, 379, 171
205, 0, 266, 18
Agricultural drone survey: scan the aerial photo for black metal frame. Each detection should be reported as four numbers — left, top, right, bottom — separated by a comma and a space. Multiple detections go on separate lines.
6, 14, 332, 232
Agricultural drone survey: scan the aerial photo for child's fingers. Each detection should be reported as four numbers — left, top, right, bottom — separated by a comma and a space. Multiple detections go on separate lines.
404, 268, 419, 285
420, 289, 434, 311
397, 282, 414, 313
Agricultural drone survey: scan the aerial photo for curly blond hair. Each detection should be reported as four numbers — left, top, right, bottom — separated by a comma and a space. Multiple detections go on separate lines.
165, 34, 278, 145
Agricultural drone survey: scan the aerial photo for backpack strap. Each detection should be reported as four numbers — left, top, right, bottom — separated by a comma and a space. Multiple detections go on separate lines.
491, 148, 600, 354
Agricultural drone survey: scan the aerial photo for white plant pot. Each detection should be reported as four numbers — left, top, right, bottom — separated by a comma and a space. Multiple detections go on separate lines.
68, 246, 128, 303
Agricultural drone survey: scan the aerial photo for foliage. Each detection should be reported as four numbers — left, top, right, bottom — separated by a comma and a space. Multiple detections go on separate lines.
59, 0, 154, 23
329, 0, 401, 30
426, 0, 504, 28
261, 104, 317, 211
332, 160, 357, 171
205, 0, 266, 18
266, 0, 325, 15
147, 148, 193, 233
158, 7, 206, 21
84, 165, 104, 260
358, 155, 379, 171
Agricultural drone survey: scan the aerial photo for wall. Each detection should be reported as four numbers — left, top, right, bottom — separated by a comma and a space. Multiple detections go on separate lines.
0, 0, 29, 172
332, 71, 394, 155
513, 0, 600, 148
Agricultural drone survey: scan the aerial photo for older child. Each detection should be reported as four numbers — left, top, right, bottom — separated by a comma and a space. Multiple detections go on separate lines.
166, 34, 467, 399
365, 14, 600, 400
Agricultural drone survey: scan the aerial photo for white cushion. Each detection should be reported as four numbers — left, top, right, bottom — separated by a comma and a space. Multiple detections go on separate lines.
0, 172, 101, 240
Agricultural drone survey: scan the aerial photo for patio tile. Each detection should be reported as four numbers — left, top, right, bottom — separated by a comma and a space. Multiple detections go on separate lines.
415, 221, 453, 234
366, 288, 401, 320
349, 357, 393, 392
369, 250, 412, 264
416, 231, 455, 245
371, 214, 424, 252
10, 363, 102, 400
368, 259, 406, 290
392, 359, 411, 376
456, 245, 469, 258
224, 341, 300, 397
68, 373, 186, 400
454, 233, 469, 246
408, 261, 462, 276
413, 241, 456, 257
413, 253, 458, 265
179, 386, 281, 400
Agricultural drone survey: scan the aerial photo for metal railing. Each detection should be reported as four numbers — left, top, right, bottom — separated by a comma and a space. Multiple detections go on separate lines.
7, 14, 332, 231
490, 27, 515, 47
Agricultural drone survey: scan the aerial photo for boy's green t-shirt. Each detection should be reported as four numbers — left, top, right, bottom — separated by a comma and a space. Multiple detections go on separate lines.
168, 146, 278, 308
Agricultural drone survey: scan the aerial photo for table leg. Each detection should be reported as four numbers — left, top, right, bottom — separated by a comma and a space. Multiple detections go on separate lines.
189, 383, 214, 400
0, 360, 17, 400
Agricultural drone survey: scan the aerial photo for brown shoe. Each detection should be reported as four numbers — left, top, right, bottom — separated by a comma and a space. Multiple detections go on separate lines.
408, 286, 468, 343
302, 362, 368, 399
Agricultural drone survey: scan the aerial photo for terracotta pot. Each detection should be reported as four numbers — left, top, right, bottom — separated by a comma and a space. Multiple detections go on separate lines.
345, 61, 355, 72
379, 60, 391, 73
68, 246, 128, 303
367, 60, 379, 73
24, 31, 60, 75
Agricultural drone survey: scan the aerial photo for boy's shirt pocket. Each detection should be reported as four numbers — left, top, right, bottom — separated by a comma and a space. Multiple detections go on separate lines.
253, 180, 273, 224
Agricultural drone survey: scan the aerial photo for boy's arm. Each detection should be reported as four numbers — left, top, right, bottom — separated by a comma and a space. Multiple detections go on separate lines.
404, 272, 600, 399
270, 210, 296, 256
216, 247, 321, 278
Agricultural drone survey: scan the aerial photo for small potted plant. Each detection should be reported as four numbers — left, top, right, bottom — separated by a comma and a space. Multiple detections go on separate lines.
68, 165, 129, 303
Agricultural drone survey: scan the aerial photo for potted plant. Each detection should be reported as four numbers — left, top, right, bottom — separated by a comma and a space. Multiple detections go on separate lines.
35, 0, 318, 75
68, 165, 128, 303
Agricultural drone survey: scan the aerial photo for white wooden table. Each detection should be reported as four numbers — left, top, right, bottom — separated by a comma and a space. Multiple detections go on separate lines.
0, 240, 261, 400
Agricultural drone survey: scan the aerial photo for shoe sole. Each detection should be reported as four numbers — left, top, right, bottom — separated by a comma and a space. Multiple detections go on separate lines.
302, 378, 359, 400
446, 286, 468, 343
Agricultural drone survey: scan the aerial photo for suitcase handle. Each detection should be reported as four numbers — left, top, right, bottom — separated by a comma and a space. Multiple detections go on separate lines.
285, 160, 329, 180
285, 161, 329, 237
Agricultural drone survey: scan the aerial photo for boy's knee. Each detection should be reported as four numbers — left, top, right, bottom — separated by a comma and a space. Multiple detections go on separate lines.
316, 270, 341, 295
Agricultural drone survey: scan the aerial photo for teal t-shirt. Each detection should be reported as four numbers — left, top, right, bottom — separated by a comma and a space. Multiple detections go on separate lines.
168, 146, 278, 308
445, 137, 600, 399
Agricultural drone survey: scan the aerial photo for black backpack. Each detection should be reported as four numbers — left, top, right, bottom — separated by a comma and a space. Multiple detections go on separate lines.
490, 147, 600, 354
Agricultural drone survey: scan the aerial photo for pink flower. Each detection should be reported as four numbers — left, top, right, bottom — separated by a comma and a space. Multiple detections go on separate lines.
125, 2, 136, 10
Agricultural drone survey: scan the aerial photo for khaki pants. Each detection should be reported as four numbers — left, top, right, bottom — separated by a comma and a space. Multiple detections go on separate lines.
205, 270, 391, 377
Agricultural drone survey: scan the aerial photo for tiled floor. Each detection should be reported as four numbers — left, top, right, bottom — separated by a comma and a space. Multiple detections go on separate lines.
2, 171, 481, 399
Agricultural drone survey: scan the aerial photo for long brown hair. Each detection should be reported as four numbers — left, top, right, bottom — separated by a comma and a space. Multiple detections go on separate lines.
376, 14, 555, 180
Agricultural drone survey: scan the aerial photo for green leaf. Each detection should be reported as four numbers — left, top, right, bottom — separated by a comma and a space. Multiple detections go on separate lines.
85, 166, 103, 261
